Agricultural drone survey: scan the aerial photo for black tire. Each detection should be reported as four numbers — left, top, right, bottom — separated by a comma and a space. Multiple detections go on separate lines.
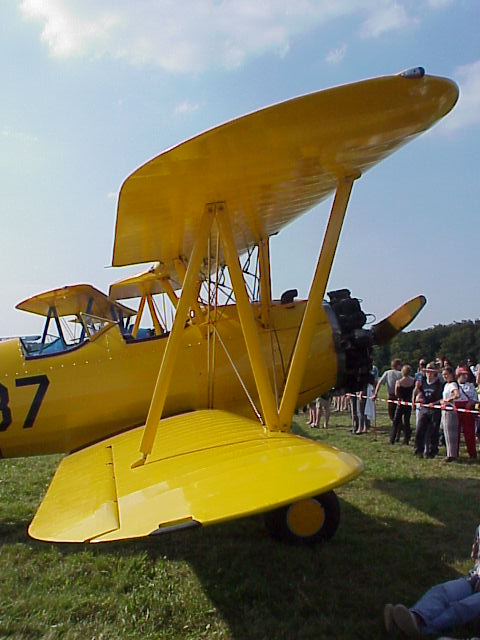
263, 490, 340, 544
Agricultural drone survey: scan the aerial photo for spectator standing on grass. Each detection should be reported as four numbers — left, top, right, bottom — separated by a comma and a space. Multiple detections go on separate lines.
349, 392, 359, 433
456, 366, 478, 459
413, 362, 443, 458
384, 523, 480, 637
306, 401, 316, 426
372, 358, 403, 425
415, 359, 427, 383
440, 366, 460, 463
314, 393, 331, 429
391, 365, 415, 445
414, 359, 427, 438
354, 372, 376, 434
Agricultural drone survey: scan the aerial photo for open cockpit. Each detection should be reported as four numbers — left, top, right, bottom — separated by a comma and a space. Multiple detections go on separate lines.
16, 284, 135, 358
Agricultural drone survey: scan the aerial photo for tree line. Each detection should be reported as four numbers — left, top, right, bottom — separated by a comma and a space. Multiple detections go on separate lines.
373, 319, 480, 374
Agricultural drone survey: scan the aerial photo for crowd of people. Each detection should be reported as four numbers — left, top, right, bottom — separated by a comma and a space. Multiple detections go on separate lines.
307, 356, 480, 462
373, 356, 479, 462
305, 356, 480, 638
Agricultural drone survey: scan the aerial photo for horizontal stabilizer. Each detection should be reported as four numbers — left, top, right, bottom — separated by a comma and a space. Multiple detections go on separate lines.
371, 295, 426, 346
29, 410, 363, 543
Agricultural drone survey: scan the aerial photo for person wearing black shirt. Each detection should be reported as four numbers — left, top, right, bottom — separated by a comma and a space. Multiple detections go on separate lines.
413, 362, 443, 458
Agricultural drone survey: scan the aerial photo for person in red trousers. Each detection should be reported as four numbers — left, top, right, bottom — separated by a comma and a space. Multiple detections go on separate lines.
455, 366, 478, 459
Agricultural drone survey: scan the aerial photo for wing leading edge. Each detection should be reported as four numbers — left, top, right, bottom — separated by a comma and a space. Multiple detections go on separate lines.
29, 410, 363, 543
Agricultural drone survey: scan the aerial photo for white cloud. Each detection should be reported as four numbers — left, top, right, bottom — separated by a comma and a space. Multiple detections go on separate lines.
174, 101, 201, 116
325, 44, 347, 64
19, 0, 120, 56
360, 3, 417, 38
18, 1, 455, 72
444, 59, 480, 131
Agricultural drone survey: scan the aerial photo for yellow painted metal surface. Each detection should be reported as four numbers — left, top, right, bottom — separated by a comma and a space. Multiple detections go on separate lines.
287, 499, 325, 537
109, 265, 181, 299
139, 207, 214, 458
278, 177, 355, 429
16, 284, 135, 318
112, 74, 458, 269
29, 444, 119, 542
216, 204, 279, 431
0, 302, 337, 458
29, 410, 363, 543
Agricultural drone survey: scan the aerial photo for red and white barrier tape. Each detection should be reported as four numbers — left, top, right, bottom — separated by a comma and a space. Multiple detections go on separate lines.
345, 393, 480, 415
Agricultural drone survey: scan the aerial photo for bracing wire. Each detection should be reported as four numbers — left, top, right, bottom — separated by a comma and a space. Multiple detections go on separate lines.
213, 326, 263, 424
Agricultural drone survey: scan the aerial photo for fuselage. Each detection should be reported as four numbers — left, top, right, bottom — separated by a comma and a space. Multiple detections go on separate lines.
0, 300, 341, 458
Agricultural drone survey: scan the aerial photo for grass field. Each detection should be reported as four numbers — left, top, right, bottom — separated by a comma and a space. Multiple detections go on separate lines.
1, 397, 479, 640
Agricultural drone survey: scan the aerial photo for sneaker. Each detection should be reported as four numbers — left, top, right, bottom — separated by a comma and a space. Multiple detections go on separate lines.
393, 604, 421, 637
383, 603, 395, 633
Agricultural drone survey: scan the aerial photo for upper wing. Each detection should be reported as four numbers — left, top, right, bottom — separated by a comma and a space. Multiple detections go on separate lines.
16, 284, 135, 318
28, 409, 363, 543
112, 73, 458, 270
109, 264, 182, 299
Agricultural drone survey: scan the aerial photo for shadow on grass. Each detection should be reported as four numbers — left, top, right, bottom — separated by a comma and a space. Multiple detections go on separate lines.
12, 491, 474, 640
2, 467, 477, 638
0, 520, 31, 542
373, 475, 479, 550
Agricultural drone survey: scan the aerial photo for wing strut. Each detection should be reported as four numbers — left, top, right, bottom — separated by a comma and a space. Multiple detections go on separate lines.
134, 205, 215, 465
278, 174, 359, 430
216, 203, 280, 431
146, 294, 163, 335
258, 236, 272, 329
131, 295, 146, 339
135, 176, 357, 462
174, 258, 204, 323
159, 278, 178, 308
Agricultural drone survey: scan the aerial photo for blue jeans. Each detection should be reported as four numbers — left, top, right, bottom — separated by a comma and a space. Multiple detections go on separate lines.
411, 577, 480, 635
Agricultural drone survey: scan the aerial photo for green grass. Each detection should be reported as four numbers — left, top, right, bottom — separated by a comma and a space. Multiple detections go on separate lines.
1, 398, 479, 639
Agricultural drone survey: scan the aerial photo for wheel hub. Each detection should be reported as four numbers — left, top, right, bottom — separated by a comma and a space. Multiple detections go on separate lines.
286, 498, 325, 538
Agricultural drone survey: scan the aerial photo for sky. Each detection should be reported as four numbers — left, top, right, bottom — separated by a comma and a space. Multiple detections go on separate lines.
1, 0, 479, 337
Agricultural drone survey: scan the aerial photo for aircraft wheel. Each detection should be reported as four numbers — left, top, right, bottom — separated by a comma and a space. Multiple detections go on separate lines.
264, 491, 340, 544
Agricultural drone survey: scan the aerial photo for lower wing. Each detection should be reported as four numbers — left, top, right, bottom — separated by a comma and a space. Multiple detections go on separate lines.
29, 409, 363, 543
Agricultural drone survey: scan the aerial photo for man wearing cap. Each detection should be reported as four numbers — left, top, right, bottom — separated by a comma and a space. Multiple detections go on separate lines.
456, 366, 478, 459
413, 362, 443, 458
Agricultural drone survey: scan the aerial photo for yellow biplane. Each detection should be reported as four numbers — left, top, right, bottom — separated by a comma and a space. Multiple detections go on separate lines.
0, 69, 457, 544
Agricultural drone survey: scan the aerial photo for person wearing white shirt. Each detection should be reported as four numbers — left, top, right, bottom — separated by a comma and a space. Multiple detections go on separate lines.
441, 367, 460, 463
